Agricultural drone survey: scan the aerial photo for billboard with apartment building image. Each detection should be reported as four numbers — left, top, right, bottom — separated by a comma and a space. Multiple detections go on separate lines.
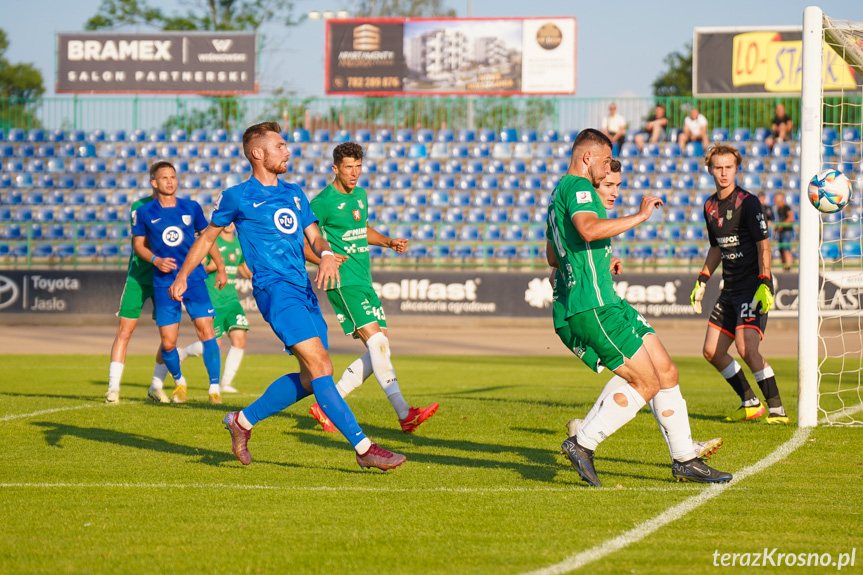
326, 17, 576, 96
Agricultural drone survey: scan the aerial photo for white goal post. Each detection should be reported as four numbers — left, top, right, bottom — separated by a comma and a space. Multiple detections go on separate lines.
799, 6, 863, 427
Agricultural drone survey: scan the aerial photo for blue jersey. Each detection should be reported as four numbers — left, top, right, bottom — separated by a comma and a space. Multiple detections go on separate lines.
132, 197, 209, 288
211, 176, 317, 290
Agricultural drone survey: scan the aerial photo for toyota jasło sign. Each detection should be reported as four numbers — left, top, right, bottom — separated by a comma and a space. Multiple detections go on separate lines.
57, 32, 257, 94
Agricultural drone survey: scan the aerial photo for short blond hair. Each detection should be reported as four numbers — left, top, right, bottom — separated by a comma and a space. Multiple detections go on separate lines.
704, 143, 742, 169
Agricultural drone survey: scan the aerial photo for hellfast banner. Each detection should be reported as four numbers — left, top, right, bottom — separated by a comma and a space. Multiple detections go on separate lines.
325, 17, 576, 96
56, 32, 257, 94
0, 270, 822, 320
694, 26, 860, 96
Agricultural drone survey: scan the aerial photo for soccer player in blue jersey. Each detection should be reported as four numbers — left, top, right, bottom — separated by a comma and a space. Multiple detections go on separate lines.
132, 161, 227, 405
169, 122, 405, 471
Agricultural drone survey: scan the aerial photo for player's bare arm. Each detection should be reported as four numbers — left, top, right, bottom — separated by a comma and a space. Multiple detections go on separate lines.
302, 237, 348, 266
168, 223, 224, 301
367, 225, 407, 253
304, 222, 340, 290
610, 256, 623, 275
132, 235, 176, 273
572, 195, 663, 242
205, 237, 228, 290
698, 245, 722, 277
546, 241, 558, 268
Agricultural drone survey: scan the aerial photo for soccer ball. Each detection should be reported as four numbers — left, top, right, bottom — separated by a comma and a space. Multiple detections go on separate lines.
808, 169, 852, 213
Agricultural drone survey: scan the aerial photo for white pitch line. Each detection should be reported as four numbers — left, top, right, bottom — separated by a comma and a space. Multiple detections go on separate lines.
522, 426, 813, 575
522, 404, 863, 575
0, 404, 94, 422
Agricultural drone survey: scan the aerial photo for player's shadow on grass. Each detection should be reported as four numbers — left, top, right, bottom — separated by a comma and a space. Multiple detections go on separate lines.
284, 424, 564, 483
30, 421, 302, 470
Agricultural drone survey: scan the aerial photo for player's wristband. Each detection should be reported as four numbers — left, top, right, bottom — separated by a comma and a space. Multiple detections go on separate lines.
698, 272, 710, 285
150, 255, 157, 264
759, 274, 773, 289
320, 250, 334, 259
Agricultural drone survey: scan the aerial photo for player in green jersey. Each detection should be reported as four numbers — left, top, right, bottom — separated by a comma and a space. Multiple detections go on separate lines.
552, 159, 723, 461
549, 129, 731, 487
202, 222, 252, 393
105, 166, 206, 404
305, 142, 439, 433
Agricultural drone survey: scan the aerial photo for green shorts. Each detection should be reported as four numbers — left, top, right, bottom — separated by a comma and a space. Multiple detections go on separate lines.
116, 277, 155, 320
327, 284, 387, 336
213, 300, 249, 338
553, 298, 605, 372
564, 299, 655, 372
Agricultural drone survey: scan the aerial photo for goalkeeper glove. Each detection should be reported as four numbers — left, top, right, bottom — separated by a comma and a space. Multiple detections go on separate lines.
690, 272, 710, 314
752, 275, 774, 314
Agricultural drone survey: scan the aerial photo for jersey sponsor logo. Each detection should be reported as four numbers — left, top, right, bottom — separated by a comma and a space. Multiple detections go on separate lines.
294, 197, 302, 210
162, 226, 184, 247
726, 209, 733, 221
717, 235, 740, 247
352, 209, 361, 221
721, 251, 745, 260
273, 208, 299, 234
358, 199, 365, 209
337, 202, 346, 210
182, 215, 192, 226
151, 218, 161, 223
214, 193, 223, 210
253, 201, 267, 208
576, 191, 592, 204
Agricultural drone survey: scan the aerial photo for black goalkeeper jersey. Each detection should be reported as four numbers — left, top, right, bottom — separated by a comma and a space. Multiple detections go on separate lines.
703, 186, 769, 293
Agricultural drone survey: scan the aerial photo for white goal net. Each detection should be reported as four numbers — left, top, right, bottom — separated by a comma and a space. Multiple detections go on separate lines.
800, 8, 863, 426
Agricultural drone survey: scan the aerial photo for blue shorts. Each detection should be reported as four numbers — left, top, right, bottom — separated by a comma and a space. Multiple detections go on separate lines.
153, 281, 215, 327
255, 281, 329, 353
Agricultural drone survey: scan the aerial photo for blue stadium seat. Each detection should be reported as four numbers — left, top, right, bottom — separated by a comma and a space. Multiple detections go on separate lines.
711, 128, 729, 142
733, 128, 751, 142
26, 129, 45, 143
408, 143, 427, 159
637, 161, 656, 174
381, 159, 399, 174
492, 143, 512, 159
465, 159, 483, 174
395, 128, 413, 143
409, 190, 428, 206
403, 159, 421, 175
539, 129, 558, 143
508, 159, 527, 174
354, 129, 372, 143
523, 176, 543, 191
15, 174, 34, 188
373, 175, 392, 190
502, 175, 521, 190
422, 190, 449, 209
499, 127, 517, 143
452, 190, 472, 207
402, 207, 421, 223
748, 142, 770, 158
416, 174, 434, 189
458, 175, 477, 190
395, 175, 413, 190
429, 142, 449, 159
378, 207, 399, 223
488, 207, 508, 223
421, 207, 442, 223
467, 208, 486, 223
416, 129, 434, 143
291, 128, 310, 143
445, 208, 465, 223
0, 143, 14, 158
684, 142, 704, 157
17, 143, 35, 157
459, 225, 480, 241
619, 142, 639, 158
497, 244, 519, 259
529, 160, 547, 174
190, 129, 208, 143
561, 130, 579, 143
768, 160, 788, 173
458, 129, 476, 142
821, 127, 838, 145
25, 189, 45, 205
839, 142, 860, 158
772, 142, 791, 157
452, 244, 472, 258
201, 144, 221, 158
504, 225, 524, 241
655, 175, 674, 190
746, 158, 765, 173
192, 160, 211, 174
436, 129, 454, 143
742, 174, 762, 189
472, 144, 490, 158
367, 192, 384, 207
209, 128, 228, 143
473, 190, 493, 207
496, 191, 515, 207
138, 144, 158, 159
309, 175, 329, 190
376, 129, 393, 143
841, 126, 860, 141
36, 144, 55, 157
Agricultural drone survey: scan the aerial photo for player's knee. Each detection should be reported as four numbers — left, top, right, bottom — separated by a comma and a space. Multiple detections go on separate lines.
702, 346, 716, 363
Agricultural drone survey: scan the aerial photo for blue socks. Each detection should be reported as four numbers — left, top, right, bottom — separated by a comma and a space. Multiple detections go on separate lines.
162, 346, 181, 380
201, 338, 221, 385
244, 373, 311, 426
311, 375, 367, 448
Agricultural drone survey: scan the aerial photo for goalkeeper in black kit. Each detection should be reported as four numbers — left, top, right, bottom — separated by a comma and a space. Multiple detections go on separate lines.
690, 144, 790, 424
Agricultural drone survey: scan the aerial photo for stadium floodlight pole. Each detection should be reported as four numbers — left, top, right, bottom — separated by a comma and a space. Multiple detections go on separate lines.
798, 5, 823, 428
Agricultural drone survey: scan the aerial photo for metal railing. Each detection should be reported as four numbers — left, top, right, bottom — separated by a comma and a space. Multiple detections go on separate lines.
1, 95, 860, 135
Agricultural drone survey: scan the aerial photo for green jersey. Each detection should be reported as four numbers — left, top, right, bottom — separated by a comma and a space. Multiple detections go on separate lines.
546, 174, 619, 317
310, 183, 372, 288
204, 233, 244, 308
128, 196, 154, 285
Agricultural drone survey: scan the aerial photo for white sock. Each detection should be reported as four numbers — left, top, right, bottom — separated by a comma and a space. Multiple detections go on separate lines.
336, 352, 373, 398
108, 362, 124, 390
175, 376, 187, 388
581, 375, 628, 423
366, 332, 410, 419
652, 386, 697, 461
237, 411, 253, 430
355, 437, 373, 455
576, 384, 646, 451
222, 346, 244, 388
209, 383, 220, 394
152, 362, 168, 389
179, 340, 204, 362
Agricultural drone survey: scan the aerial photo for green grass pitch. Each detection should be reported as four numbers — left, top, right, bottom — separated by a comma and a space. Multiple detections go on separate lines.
1, 354, 861, 574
